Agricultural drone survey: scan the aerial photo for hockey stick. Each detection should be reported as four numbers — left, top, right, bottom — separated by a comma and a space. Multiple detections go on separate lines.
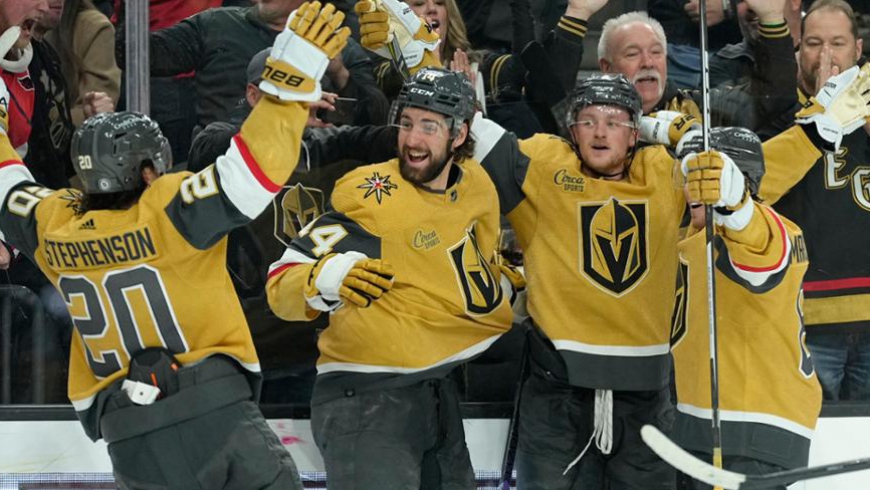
499, 326, 530, 490
641, 425, 870, 489
696, 0, 724, 485
368, 0, 411, 81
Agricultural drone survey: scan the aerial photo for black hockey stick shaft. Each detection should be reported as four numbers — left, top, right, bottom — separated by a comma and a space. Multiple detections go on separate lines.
642, 425, 870, 490
697, 0, 724, 483
368, 0, 410, 81
740, 458, 870, 489
500, 327, 530, 490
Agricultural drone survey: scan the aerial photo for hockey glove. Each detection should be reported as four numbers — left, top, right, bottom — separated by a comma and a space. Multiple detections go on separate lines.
639, 110, 701, 147
260, 1, 351, 102
304, 251, 395, 311
355, 0, 440, 68
497, 262, 526, 305
682, 151, 753, 230
796, 64, 870, 151
495, 260, 528, 318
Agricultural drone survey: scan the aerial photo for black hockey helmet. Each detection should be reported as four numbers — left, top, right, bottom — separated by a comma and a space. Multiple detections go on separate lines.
678, 127, 765, 197
72, 112, 172, 194
391, 67, 476, 137
568, 73, 642, 128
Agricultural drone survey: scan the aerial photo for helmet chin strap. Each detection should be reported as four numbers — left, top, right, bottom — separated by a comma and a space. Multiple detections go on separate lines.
0, 26, 33, 74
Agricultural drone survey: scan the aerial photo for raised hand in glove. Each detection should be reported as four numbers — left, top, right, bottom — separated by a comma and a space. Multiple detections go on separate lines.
639, 110, 701, 147
260, 1, 351, 102
796, 64, 870, 151
355, 0, 440, 68
682, 151, 753, 230
305, 251, 395, 311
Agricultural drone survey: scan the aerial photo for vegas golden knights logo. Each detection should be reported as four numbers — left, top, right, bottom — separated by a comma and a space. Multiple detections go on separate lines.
448, 225, 503, 315
274, 184, 325, 247
579, 198, 648, 296
670, 259, 689, 347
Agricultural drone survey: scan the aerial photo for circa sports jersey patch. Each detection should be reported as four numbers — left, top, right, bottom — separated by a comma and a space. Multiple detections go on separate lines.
553, 168, 585, 192
579, 198, 649, 296
357, 172, 398, 204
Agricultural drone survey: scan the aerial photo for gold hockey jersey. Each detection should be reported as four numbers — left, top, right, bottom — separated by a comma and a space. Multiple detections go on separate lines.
671, 203, 822, 468
473, 117, 685, 391
0, 97, 308, 437
266, 158, 514, 401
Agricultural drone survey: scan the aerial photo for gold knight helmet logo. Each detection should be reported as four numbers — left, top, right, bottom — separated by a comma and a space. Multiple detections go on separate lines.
579, 198, 649, 296
274, 184, 325, 247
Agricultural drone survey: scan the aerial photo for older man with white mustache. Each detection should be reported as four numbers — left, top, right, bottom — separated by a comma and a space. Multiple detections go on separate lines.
568, 0, 796, 138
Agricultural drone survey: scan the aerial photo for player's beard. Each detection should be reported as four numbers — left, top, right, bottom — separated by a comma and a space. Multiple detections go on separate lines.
399, 146, 452, 186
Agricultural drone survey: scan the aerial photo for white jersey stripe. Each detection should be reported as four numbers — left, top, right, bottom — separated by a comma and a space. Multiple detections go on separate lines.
677, 402, 815, 439
215, 136, 281, 219
553, 339, 671, 357
317, 333, 503, 375
268, 248, 315, 276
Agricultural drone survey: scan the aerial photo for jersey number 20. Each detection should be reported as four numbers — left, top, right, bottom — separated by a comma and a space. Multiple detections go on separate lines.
59, 265, 187, 378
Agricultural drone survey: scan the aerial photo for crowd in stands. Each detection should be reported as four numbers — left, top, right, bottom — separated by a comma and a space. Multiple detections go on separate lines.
1, 0, 869, 412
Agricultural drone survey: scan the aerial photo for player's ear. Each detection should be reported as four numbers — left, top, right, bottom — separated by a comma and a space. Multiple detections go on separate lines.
142, 164, 159, 186
451, 122, 469, 150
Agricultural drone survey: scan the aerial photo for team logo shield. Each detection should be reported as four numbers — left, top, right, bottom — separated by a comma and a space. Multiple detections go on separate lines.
273, 184, 325, 247
579, 198, 649, 296
448, 224, 503, 315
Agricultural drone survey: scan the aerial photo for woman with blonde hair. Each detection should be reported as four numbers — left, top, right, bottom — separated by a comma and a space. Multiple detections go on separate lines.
373, 0, 588, 137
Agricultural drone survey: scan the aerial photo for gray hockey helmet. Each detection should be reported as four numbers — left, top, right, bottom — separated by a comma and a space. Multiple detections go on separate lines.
71, 112, 172, 194
568, 73, 643, 128
391, 67, 476, 137
679, 126, 765, 197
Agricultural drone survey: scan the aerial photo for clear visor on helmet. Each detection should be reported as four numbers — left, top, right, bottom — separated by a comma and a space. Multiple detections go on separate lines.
568, 104, 637, 132
389, 100, 459, 138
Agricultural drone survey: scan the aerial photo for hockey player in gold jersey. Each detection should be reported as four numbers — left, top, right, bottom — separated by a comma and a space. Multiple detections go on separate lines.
0, 2, 350, 489
467, 73, 688, 490
265, 67, 518, 490
672, 128, 822, 490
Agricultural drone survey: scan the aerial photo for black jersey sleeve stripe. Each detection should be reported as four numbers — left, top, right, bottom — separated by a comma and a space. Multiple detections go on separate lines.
164, 165, 251, 250
471, 115, 530, 214
288, 209, 383, 261
715, 235, 790, 294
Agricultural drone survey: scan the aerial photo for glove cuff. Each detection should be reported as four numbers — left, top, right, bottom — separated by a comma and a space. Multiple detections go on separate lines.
715, 193, 753, 230
639, 116, 672, 145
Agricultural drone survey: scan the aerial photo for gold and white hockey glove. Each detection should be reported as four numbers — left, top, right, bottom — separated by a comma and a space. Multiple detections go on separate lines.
682, 150, 753, 230
355, 0, 440, 68
639, 110, 701, 148
305, 251, 395, 311
260, 1, 351, 102
796, 64, 870, 151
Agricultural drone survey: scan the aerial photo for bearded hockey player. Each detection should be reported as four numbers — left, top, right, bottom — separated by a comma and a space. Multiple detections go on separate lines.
265, 67, 519, 490
0, 2, 349, 489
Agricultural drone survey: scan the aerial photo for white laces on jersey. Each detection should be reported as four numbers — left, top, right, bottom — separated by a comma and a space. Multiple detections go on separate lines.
563, 388, 614, 475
